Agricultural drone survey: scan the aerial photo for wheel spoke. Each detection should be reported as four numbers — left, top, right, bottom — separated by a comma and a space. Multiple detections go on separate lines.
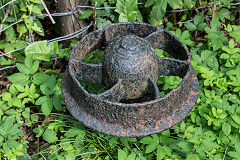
147, 77, 161, 99
70, 58, 102, 83
145, 30, 190, 61
157, 57, 190, 78
98, 79, 124, 102
104, 23, 158, 45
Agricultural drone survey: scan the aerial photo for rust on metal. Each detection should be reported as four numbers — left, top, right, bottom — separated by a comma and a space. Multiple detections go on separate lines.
61, 22, 199, 137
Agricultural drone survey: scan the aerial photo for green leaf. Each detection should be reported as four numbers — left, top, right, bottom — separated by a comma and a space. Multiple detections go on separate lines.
232, 115, 240, 124
3, 115, 15, 130
47, 75, 56, 90
5, 27, 16, 42
186, 154, 200, 160
139, 136, 153, 144
25, 54, 33, 68
118, 149, 128, 160
8, 73, 30, 86
36, 96, 49, 105
151, 0, 167, 20
162, 146, 171, 156
24, 41, 57, 61
33, 125, 44, 137
74, 131, 86, 145
157, 146, 166, 160
30, 60, 39, 74
222, 122, 231, 136
43, 129, 58, 143
115, 0, 138, 22
64, 128, 82, 138
167, 0, 182, 9
32, 72, 49, 85
184, 22, 196, 31
16, 63, 30, 75
40, 85, 52, 96
53, 95, 62, 111
184, 0, 192, 8
41, 99, 53, 116
29, 0, 41, 4
1, 92, 12, 101
79, 10, 93, 20
7, 139, 19, 149
145, 142, 158, 153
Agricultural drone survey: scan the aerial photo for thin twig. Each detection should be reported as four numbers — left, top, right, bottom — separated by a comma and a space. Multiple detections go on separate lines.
39, 0, 56, 24
94, 0, 97, 30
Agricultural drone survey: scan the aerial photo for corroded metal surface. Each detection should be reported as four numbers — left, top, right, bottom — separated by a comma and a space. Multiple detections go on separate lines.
61, 22, 199, 137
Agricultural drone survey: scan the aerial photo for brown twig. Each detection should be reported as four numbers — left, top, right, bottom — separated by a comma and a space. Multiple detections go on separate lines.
0, 51, 20, 62
94, 0, 97, 30
39, 0, 56, 24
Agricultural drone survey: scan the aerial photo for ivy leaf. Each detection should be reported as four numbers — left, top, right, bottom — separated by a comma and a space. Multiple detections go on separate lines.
43, 129, 58, 143
115, 0, 138, 22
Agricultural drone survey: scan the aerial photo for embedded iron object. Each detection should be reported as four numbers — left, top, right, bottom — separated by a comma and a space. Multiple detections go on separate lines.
61, 22, 199, 137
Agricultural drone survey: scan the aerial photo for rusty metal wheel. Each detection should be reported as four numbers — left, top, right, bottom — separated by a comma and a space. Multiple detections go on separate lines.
61, 22, 199, 137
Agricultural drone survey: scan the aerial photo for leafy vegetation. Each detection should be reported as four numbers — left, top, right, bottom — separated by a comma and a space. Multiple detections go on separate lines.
0, 0, 240, 159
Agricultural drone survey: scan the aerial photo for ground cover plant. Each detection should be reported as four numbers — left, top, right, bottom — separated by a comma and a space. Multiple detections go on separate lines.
0, 0, 240, 159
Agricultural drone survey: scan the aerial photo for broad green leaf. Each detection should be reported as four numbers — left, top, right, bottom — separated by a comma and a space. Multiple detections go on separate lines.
8, 73, 30, 86
232, 115, 240, 124
74, 131, 86, 145
157, 146, 166, 160
16, 63, 30, 75
222, 122, 231, 136
115, 0, 138, 22
139, 136, 153, 144
30, 60, 39, 74
1, 92, 12, 101
40, 85, 52, 96
36, 96, 50, 105
118, 149, 128, 160
64, 128, 82, 138
53, 95, 62, 111
43, 129, 58, 143
145, 142, 158, 153
151, 0, 167, 20
24, 41, 57, 61
32, 72, 49, 85
79, 10, 93, 20
41, 99, 53, 116
7, 139, 19, 149
5, 27, 16, 42
167, 0, 182, 9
